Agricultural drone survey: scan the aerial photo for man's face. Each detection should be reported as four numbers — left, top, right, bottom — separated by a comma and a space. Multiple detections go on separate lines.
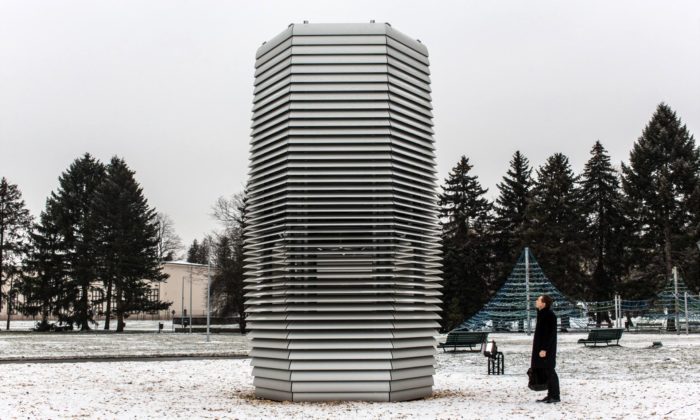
535, 296, 545, 310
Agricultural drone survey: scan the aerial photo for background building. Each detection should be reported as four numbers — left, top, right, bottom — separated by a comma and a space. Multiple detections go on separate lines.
1, 261, 207, 323
244, 22, 442, 402
157, 260, 209, 320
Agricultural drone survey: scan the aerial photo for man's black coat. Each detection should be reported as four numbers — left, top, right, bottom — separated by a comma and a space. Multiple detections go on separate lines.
531, 307, 557, 369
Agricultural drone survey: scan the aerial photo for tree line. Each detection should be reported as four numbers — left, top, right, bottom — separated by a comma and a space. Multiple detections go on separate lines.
440, 103, 700, 330
0, 154, 176, 331
1, 152, 248, 333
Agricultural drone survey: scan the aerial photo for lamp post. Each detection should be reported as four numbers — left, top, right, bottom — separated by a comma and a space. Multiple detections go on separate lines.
189, 270, 193, 334
673, 267, 679, 336
206, 243, 212, 343
525, 247, 531, 335
181, 276, 185, 330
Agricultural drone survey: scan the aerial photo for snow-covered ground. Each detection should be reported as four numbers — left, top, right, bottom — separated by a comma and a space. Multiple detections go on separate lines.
1, 333, 699, 419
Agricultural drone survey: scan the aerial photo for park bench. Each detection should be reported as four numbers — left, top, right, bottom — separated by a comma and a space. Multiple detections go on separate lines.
633, 322, 663, 332
438, 331, 488, 352
678, 321, 700, 331
578, 328, 623, 347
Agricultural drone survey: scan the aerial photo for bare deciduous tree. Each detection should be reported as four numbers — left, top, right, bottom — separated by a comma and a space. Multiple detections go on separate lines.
155, 212, 183, 262
211, 192, 246, 235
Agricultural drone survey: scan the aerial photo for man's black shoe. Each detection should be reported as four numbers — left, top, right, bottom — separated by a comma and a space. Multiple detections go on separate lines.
545, 397, 560, 404
536, 397, 549, 403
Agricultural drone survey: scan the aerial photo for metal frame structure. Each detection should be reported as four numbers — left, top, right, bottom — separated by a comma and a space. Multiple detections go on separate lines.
244, 22, 442, 402
457, 248, 582, 333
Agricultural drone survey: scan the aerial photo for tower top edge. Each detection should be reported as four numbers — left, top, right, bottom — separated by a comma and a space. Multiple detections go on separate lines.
255, 22, 428, 59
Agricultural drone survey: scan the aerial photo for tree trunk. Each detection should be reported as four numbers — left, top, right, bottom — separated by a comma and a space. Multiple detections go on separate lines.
80, 281, 90, 331
5, 276, 12, 331
41, 307, 49, 331
116, 286, 125, 332
0, 224, 5, 330
663, 222, 676, 332
39, 287, 51, 331
103, 279, 113, 330
663, 223, 674, 285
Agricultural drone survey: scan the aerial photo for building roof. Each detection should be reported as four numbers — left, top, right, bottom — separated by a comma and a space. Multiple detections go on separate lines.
162, 260, 207, 268
256, 21, 428, 59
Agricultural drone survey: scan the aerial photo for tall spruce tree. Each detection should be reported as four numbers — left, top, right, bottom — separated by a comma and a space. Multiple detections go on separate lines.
18, 202, 67, 331
187, 238, 210, 265
492, 151, 533, 284
621, 103, 700, 296
579, 141, 627, 301
0, 177, 33, 330
439, 156, 493, 330
526, 153, 586, 299
50, 153, 105, 330
92, 157, 169, 332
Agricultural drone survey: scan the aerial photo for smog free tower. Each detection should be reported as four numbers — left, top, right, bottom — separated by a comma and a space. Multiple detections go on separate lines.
244, 22, 442, 402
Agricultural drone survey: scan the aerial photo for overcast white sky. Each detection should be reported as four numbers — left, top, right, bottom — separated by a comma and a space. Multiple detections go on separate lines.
1, 0, 699, 250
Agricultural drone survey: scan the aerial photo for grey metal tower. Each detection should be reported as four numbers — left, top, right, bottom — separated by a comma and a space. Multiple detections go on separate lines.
244, 22, 442, 402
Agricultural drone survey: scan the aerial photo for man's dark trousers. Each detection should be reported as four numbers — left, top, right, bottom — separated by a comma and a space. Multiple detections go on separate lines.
545, 367, 560, 399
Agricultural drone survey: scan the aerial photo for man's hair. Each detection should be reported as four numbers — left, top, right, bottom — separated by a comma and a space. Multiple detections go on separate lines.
540, 295, 554, 309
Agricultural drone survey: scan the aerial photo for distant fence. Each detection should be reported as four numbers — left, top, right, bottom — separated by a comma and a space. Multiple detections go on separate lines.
461, 293, 700, 333
172, 316, 243, 326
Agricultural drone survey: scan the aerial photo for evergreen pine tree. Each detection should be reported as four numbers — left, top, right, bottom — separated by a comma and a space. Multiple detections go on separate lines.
187, 239, 203, 264
18, 202, 67, 331
0, 177, 33, 330
443, 297, 463, 333
526, 153, 586, 299
187, 239, 200, 263
621, 103, 700, 296
92, 157, 169, 332
492, 151, 533, 284
439, 156, 493, 330
49, 153, 106, 331
187, 238, 210, 265
579, 141, 627, 301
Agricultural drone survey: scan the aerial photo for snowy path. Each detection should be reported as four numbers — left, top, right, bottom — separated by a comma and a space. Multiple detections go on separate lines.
1, 333, 698, 419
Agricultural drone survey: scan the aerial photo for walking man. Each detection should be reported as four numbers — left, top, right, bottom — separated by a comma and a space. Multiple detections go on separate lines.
532, 294, 560, 403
